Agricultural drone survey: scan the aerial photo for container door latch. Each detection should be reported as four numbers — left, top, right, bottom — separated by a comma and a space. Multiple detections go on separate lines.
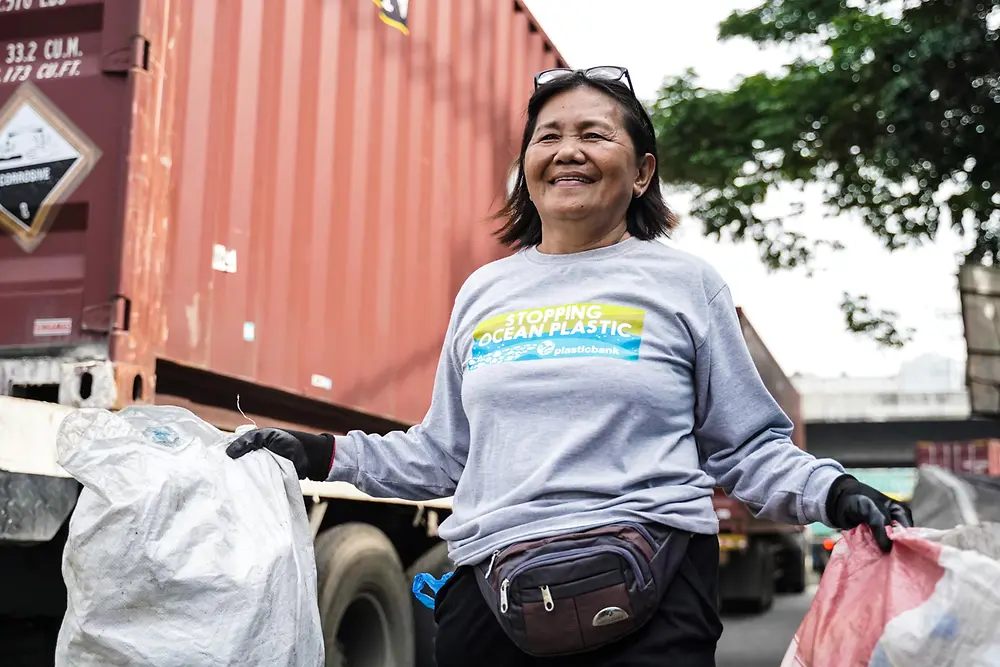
81, 295, 132, 334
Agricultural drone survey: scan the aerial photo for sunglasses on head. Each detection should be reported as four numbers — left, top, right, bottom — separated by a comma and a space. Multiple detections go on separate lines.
533, 66, 635, 95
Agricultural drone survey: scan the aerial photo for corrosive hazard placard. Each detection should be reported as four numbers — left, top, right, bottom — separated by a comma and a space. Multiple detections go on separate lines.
0, 81, 100, 253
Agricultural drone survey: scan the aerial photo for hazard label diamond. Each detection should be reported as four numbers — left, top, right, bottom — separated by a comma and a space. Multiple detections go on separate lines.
0, 82, 101, 253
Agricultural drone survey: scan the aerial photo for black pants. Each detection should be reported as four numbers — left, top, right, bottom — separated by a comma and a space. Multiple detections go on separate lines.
433, 533, 724, 667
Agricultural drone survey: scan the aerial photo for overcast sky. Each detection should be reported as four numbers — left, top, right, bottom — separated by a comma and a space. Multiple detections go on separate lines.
522, 0, 970, 378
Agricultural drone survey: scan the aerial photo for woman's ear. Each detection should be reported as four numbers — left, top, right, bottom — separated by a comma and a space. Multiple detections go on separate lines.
633, 153, 656, 197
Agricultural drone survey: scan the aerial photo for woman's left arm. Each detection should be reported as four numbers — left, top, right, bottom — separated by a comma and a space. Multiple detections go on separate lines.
691, 283, 845, 527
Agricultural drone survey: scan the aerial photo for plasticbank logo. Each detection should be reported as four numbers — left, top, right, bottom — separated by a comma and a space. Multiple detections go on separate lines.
468, 302, 645, 371
536, 340, 555, 356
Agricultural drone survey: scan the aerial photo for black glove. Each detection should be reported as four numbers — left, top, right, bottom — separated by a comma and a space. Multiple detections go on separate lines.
225, 428, 335, 481
825, 474, 913, 552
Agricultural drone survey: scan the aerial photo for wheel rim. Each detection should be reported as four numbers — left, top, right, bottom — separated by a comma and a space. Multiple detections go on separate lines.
336, 591, 391, 667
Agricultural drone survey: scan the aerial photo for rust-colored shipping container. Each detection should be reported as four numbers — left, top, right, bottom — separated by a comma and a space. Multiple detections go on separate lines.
915, 439, 996, 477
0, 0, 566, 431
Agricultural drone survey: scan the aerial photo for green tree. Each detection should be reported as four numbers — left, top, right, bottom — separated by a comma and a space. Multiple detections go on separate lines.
650, 0, 999, 347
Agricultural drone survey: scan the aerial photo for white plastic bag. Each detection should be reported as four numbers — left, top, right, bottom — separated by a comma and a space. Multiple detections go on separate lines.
781, 523, 1000, 667
54, 405, 325, 667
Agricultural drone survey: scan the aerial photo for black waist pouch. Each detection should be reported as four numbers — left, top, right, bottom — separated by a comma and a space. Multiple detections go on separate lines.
473, 523, 690, 657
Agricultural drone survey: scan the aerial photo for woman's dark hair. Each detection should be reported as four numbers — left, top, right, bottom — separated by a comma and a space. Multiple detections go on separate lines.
495, 71, 678, 249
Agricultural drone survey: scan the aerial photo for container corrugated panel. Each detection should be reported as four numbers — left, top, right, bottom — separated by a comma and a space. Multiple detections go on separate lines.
0, 0, 566, 425
915, 440, 995, 476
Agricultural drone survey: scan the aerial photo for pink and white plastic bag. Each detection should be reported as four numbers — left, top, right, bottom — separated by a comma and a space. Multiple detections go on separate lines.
781, 523, 1000, 667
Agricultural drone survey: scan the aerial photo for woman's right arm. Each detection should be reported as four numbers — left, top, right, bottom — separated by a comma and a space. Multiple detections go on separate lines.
322, 333, 470, 500
227, 310, 470, 502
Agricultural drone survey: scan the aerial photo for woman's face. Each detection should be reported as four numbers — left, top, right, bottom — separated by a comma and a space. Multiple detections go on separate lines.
523, 86, 654, 228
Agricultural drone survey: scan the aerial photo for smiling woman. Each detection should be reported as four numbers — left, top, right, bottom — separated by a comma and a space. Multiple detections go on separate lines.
228, 66, 913, 667
495, 66, 677, 253
525, 87, 655, 251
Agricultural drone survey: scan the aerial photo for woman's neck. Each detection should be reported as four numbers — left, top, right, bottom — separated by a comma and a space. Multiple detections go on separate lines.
536, 220, 630, 255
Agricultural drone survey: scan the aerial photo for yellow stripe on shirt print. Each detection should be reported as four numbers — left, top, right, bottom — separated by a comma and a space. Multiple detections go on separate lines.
469, 302, 646, 370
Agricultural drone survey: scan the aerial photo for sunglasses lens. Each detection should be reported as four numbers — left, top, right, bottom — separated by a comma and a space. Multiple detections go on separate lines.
535, 69, 573, 86
586, 66, 626, 82
534, 67, 632, 95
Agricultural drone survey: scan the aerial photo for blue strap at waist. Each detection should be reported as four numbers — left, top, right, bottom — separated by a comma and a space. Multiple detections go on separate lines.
411, 571, 454, 610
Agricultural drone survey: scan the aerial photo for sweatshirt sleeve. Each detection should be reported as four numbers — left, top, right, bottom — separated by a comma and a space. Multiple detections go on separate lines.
692, 282, 845, 526
324, 305, 470, 501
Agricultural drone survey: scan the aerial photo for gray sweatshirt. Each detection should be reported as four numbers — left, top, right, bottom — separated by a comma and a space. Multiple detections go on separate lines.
328, 238, 845, 566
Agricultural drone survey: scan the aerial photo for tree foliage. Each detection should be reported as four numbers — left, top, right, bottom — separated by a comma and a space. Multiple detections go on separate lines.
650, 0, 999, 347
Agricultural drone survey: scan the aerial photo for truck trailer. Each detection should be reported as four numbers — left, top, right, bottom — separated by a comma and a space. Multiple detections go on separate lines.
0, 1, 804, 664
0, 1, 566, 665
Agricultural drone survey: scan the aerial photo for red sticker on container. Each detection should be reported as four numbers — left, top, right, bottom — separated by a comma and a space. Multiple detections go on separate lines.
33, 317, 72, 336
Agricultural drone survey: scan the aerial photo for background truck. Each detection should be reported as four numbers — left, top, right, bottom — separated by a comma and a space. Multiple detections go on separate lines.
711, 308, 809, 613
0, 1, 567, 665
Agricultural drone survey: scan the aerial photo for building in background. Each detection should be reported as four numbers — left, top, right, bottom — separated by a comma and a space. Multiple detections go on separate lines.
792, 353, 969, 423
790, 352, 993, 469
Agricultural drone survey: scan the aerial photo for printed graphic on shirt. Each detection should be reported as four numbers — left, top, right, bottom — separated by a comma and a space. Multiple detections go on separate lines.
469, 302, 645, 371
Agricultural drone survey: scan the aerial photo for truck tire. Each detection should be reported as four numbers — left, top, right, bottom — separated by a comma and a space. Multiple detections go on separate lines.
776, 543, 807, 594
750, 540, 776, 613
718, 537, 775, 613
315, 523, 415, 667
405, 541, 454, 667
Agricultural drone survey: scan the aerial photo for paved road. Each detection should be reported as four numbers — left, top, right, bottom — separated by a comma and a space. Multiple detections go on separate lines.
716, 590, 815, 667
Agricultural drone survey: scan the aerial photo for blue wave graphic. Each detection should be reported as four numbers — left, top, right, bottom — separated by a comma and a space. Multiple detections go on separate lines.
468, 335, 640, 371
474, 332, 640, 356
